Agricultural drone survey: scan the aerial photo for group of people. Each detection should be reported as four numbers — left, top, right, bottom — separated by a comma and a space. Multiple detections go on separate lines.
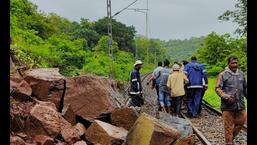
143, 56, 208, 118
128, 55, 247, 145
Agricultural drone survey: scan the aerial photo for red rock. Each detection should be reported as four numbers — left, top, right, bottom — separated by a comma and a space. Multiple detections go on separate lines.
24, 68, 65, 110
64, 75, 116, 121
30, 104, 72, 137
111, 107, 139, 130
62, 104, 76, 125
33, 135, 55, 145
10, 76, 32, 101
61, 126, 80, 144
74, 123, 86, 136
10, 102, 36, 132
85, 120, 128, 145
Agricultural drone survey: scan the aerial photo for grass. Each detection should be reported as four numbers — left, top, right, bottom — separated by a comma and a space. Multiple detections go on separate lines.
203, 77, 247, 111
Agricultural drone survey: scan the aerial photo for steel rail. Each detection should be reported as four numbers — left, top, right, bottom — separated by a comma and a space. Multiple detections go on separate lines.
180, 112, 212, 145
202, 99, 247, 131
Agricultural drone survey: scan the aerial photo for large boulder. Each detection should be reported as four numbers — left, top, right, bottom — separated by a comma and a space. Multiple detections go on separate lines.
158, 112, 194, 145
125, 113, 181, 145
159, 112, 193, 137
30, 103, 72, 137
111, 107, 139, 130
64, 75, 118, 121
85, 120, 128, 145
24, 68, 65, 110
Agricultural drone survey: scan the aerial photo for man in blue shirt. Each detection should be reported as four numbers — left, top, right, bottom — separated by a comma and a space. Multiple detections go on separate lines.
184, 56, 208, 117
158, 59, 172, 113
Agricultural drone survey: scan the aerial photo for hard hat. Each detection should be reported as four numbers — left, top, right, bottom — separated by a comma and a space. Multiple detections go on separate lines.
134, 60, 143, 66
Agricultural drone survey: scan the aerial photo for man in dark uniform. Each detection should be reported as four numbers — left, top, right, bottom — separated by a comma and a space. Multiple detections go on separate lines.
128, 60, 144, 107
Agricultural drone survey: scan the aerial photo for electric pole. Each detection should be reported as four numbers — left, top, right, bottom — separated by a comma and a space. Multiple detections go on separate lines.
146, 0, 149, 64
106, 0, 139, 78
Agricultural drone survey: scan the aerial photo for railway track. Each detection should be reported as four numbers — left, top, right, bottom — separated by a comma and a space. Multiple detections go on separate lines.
180, 101, 247, 145
139, 72, 247, 145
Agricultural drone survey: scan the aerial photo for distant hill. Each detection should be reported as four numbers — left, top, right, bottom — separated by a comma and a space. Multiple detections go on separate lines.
163, 36, 205, 62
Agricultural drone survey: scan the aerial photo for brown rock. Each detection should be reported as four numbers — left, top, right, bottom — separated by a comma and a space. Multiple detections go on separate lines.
24, 68, 65, 110
10, 102, 36, 132
85, 120, 128, 145
125, 113, 181, 145
35, 100, 57, 111
33, 135, 55, 145
111, 107, 139, 130
30, 104, 72, 137
10, 135, 26, 145
62, 104, 76, 125
61, 126, 80, 144
10, 75, 32, 101
173, 135, 195, 145
64, 76, 116, 121
74, 123, 86, 136
73, 141, 88, 145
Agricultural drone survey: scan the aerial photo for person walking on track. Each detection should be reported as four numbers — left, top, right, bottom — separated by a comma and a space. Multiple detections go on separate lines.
128, 60, 144, 107
183, 56, 208, 118
215, 56, 247, 145
167, 64, 189, 117
158, 59, 172, 113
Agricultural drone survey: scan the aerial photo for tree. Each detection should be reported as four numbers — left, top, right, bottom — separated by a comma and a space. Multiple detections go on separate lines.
218, 0, 247, 36
94, 17, 136, 53
93, 35, 119, 55
71, 18, 100, 49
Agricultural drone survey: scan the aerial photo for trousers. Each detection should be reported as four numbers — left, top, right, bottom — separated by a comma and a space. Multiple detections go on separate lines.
222, 110, 246, 145
187, 88, 202, 117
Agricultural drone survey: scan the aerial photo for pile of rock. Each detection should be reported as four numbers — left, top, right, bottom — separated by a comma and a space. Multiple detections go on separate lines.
10, 66, 194, 145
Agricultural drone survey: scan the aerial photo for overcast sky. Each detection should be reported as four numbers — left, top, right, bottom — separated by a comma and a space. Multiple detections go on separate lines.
29, 0, 238, 41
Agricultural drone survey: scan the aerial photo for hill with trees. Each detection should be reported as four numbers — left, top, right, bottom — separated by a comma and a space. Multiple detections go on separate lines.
11, 0, 246, 81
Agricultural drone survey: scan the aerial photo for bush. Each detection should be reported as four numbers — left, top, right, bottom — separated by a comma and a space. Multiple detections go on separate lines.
207, 65, 224, 77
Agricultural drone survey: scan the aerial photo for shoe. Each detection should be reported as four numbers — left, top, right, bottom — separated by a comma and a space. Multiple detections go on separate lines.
161, 107, 167, 113
187, 112, 193, 117
156, 111, 160, 119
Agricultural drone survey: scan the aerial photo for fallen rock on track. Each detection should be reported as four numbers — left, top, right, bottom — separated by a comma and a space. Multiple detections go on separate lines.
125, 113, 181, 145
64, 75, 125, 121
85, 120, 128, 145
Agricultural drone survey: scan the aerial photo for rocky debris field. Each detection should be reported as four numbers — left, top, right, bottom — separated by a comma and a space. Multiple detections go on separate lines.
10, 65, 194, 145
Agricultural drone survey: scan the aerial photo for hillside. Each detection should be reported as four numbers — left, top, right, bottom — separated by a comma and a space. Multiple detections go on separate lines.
163, 36, 205, 62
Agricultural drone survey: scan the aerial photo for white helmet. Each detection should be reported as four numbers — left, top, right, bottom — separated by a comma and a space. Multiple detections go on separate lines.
134, 60, 143, 66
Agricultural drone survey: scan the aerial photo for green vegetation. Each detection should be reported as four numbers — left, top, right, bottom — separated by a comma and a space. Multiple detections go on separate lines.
203, 77, 221, 110
164, 36, 205, 62
10, 0, 247, 83
10, 0, 207, 81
